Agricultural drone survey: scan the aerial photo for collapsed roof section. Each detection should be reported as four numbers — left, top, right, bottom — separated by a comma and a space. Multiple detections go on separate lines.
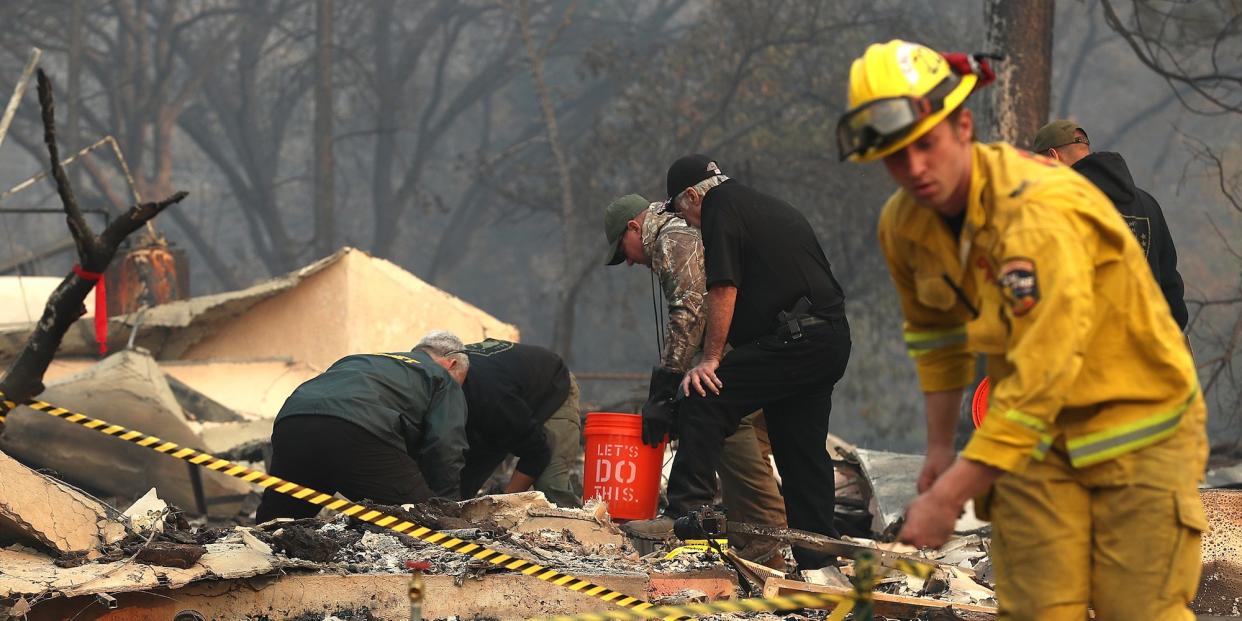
0, 350, 252, 518
42, 357, 318, 421
0, 247, 520, 369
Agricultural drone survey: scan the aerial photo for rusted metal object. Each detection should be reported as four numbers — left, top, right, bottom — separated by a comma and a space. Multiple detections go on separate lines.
105, 241, 189, 315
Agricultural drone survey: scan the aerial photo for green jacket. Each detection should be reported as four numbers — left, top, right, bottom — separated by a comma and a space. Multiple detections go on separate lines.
275, 350, 468, 499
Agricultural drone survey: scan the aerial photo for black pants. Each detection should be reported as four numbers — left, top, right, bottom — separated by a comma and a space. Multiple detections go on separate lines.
255, 415, 435, 523
459, 449, 510, 499
666, 318, 850, 569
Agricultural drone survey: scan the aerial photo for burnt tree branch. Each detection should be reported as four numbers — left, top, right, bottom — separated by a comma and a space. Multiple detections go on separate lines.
0, 69, 186, 417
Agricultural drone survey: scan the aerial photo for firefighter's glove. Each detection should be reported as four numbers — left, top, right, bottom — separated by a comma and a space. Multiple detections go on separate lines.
642, 366, 682, 448
942, 52, 1001, 87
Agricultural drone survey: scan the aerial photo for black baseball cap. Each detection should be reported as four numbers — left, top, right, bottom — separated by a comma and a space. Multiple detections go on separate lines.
662, 154, 723, 213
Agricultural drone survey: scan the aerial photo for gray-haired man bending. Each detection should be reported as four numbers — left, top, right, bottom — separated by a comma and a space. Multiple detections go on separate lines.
255, 330, 470, 522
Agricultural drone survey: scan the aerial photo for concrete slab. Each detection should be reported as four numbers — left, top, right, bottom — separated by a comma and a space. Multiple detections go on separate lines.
0, 450, 126, 555
27, 571, 654, 620
1194, 489, 1242, 617
0, 538, 300, 600
456, 492, 627, 553
0, 350, 251, 517
195, 418, 274, 454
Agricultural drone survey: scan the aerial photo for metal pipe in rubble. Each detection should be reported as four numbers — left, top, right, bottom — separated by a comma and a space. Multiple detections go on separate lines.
406, 560, 431, 621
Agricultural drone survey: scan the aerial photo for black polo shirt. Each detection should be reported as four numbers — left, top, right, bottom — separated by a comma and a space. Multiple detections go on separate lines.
700, 180, 846, 346
460, 339, 571, 477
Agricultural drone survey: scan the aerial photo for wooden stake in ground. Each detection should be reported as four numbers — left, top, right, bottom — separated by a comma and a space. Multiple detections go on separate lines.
0, 69, 186, 420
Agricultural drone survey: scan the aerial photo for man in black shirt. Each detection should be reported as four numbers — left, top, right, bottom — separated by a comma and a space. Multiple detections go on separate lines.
625, 154, 852, 570
255, 331, 470, 523
458, 338, 583, 507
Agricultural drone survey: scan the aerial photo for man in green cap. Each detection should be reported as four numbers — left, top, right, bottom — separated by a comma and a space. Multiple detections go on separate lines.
1032, 120, 1188, 329
602, 193, 790, 568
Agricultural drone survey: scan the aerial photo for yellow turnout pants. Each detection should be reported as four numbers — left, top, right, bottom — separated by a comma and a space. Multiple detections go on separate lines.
982, 400, 1208, 621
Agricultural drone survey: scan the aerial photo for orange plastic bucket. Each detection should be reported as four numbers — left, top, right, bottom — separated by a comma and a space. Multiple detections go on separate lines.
971, 377, 991, 428
582, 412, 666, 521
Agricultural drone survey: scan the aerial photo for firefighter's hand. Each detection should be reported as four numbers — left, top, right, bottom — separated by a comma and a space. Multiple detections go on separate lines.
681, 358, 723, 397
898, 488, 960, 550
917, 447, 955, 494
902, 459, 1002, 549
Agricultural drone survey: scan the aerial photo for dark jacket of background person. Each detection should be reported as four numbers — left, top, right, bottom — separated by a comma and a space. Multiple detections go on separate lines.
460, 339, 571, 481
1073, 151, 1189, 329
275, 350, 468, 498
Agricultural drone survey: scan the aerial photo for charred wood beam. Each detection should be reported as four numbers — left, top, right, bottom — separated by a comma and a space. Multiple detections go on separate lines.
0, 69, 186, 418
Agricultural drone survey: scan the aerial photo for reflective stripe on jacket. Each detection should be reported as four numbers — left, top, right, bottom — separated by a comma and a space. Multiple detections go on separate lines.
877, 142, 1201, 473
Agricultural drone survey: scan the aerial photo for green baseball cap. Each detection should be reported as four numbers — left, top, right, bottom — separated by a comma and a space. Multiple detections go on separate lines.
602, 194, 649, 266
1032, 119, 1089, 153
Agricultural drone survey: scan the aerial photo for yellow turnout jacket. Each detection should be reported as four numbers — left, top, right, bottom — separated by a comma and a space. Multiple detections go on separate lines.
878, 142, 1201, 474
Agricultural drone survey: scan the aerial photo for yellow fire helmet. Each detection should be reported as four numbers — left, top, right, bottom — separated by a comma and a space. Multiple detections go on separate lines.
838, 40, 978, 162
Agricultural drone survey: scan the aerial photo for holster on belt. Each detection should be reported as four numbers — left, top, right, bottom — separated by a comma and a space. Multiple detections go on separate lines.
776, 296, 813, 341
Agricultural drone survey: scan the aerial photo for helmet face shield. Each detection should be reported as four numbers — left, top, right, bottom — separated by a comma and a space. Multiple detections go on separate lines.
836, 73, 962, 161
836, 97, 928, 161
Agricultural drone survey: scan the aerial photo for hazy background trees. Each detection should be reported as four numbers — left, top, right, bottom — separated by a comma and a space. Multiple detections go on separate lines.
0, 0, 1237, 452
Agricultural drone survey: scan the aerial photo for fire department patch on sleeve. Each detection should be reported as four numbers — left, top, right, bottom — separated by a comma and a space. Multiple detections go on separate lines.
998, 258, 1039, 316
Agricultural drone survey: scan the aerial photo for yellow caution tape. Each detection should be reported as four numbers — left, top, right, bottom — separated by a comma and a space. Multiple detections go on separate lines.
525, 589, 858, 621
0, 394, 678, 619
887, 557, 934, 580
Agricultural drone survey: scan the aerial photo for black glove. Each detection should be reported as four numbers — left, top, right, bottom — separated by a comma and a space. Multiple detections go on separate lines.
641, 366, 683, 448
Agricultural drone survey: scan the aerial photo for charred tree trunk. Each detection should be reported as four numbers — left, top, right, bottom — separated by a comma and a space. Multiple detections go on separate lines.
313, 0, 335, 258
984, 0, 1054, 146
0, 71, 185, 421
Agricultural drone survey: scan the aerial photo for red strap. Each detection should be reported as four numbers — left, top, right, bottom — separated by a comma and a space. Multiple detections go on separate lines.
942, 52, 997, 87
73, 264, 108, 356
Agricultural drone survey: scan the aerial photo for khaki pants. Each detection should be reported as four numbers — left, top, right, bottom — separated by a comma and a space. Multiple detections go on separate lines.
982, 398, 1208, 621
720, 411, 788, 555
535, 374, 583, 508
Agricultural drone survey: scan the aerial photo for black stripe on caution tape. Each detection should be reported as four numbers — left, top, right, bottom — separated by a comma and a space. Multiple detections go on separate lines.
526, 590, 859, 621
0, 394, 672, 619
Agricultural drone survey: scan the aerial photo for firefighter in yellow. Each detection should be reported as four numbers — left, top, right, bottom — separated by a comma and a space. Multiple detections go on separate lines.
838, 40, 1207, 620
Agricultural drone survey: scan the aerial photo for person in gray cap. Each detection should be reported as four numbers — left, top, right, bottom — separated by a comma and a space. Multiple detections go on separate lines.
602, 193, 791, 569
1033, 120, 1188, 329
625, 154, 852, 571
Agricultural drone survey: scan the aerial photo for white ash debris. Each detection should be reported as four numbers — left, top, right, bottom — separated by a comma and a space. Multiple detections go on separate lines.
334, 531, 410, 573
319, 520, 347, 534
303, 506, 714, 580
641, 549, 721, 573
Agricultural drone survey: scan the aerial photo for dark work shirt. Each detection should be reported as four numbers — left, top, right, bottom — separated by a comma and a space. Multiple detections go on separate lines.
941, 210, 966, 239
700, 181, 847, 345
460, 339, 571, 478
276, 350, 467, 499
1071, 151, 1188, 329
